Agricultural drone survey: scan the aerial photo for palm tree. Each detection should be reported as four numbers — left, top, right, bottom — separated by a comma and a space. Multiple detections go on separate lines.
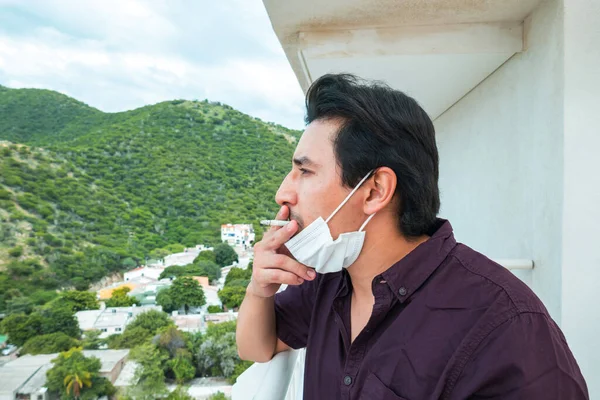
64, 371, 92, 398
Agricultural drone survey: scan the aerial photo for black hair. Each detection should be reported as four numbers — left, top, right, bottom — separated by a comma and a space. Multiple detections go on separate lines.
305, 73, 440, 237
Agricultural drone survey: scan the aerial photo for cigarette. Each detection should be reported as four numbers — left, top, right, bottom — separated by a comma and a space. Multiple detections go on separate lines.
260, 220, 290, 227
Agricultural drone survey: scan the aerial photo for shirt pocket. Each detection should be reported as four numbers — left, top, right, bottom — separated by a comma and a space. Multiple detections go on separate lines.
359, 373, 410, 400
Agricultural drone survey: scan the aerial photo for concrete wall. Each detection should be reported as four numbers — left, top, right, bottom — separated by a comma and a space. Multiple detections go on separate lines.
561, 0, 600, 395
435, 0, 564, 322
436, 0, 600, 392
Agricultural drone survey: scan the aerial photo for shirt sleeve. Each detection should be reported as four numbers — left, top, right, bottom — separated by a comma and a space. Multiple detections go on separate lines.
451, 312, 589, 400
274, 275, 320, 350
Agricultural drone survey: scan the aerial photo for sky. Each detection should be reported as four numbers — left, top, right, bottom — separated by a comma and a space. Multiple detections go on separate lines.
0, 0, 306, 129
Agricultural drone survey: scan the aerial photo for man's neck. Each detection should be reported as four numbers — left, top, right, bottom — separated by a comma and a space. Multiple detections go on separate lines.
346, 221, 429, 300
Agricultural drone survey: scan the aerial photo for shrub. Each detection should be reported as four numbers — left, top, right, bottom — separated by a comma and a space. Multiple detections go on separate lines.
207, 305, 222, 313
8, 246, 23, 258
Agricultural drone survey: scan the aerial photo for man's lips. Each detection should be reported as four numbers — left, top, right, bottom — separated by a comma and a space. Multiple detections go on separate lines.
288, 211, 304, 231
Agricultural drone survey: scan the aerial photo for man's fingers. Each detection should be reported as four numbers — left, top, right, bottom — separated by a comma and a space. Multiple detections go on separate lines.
268, 254, 315, 281
268, 206, 289, 233
262, 268, 305, 286
264, 220, 298, 250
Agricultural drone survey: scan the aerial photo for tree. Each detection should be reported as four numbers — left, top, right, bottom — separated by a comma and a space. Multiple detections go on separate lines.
207, 392, 228, 400
194, 260, 221, 282
194, 250, 216, 263
122, 257, 137, 269
127, 309, 174, 333
105, 286, 140, 307
159, 261, 221, 282
224, 267, 251, 287
159, 265, 188, 280
5, 296, 34, 314
81, 329, 103, 350
214, 244, 238, 268
164, 243, 185, 254
8, 246, 23, 258
2, 288, 23, 301
207, 305, 222, 313
40, 306, 81, 338
107, 326, 151, 349
0, 288, 29, 315
218, 286, 246, 310
196, 332, 238, 377
167, 386, 194, 400
0, 305, 79, 346
156, 289, 176, 313
0, 313, 38, 346
159, 277, 206, 314
52, 290, 99, 312
205, 320, 237, 340
22, 332, 80, 355
156, 326, 187, 358
194, 321, 250, 381
155, 327, 197, 383
127, 343, 168, 400
149, 247, 170, 261
46, 347, 116, 400
168, 355, 196, 384
64, 370, 92, 398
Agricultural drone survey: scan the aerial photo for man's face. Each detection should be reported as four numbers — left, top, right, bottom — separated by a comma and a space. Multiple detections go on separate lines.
275, 119, 368, 240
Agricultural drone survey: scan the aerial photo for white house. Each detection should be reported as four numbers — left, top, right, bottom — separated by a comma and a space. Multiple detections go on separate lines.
162, 250, 200, 267
0, 350, 130, 400
124, 266, 164, 281
262, 0, 600, 396
220, 224, 255, 247
76, 305, 162, 339
171, 314, 204, 333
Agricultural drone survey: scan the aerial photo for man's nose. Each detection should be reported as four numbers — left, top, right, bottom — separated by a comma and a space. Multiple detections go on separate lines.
275, 173, 297, 207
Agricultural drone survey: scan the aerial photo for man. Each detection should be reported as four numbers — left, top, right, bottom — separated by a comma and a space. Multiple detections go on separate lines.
236, 74, 588, 399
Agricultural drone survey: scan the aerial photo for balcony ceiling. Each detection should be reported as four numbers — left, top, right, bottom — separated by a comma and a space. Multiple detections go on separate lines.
263, 0, 542, 119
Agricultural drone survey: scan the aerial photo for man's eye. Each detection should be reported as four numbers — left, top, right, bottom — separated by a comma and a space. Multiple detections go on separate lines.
299, 168, 311, 175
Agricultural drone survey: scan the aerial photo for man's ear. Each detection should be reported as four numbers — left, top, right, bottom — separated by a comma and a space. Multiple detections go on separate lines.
363, 167, 397, 214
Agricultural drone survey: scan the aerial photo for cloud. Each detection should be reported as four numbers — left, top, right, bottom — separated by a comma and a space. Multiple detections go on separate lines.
0, 0, 306, 129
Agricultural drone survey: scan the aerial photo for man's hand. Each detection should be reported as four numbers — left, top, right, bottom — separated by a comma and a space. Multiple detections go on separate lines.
248, 206, 316, 298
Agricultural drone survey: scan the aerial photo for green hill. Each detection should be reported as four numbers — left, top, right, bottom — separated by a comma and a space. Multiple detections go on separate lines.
0, 87, 301, 311
0, 86, 106, 144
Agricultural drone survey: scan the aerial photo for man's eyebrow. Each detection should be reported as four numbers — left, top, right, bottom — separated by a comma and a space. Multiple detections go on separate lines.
293, 156, 320, 168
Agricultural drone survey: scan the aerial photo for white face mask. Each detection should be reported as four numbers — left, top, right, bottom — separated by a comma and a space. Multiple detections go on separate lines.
284, 171, 376, 274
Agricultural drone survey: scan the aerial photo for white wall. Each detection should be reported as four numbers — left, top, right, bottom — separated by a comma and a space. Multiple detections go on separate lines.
435, 0, 564, 322
561, 0, 600, 395
436, 0, 600, 392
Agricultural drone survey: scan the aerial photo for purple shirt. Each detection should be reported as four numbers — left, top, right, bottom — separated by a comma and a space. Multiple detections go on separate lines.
275, 220, 588, 399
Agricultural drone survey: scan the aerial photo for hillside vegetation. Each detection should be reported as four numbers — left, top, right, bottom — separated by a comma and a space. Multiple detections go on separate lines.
0, 85, 301, 311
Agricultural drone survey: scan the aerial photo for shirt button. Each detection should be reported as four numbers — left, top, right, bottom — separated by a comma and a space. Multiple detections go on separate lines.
398, 287, 408, 296
344, 375, 352, 386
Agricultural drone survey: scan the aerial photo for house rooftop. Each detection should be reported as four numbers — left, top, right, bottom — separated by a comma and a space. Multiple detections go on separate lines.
0, 350, 130, 399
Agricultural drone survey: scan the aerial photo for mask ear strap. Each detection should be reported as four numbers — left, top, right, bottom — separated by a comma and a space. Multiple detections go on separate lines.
325, 170, 374, 224
359, 213, 376, 232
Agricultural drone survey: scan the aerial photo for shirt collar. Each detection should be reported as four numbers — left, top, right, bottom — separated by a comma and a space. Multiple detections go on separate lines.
381, 219, 457, 303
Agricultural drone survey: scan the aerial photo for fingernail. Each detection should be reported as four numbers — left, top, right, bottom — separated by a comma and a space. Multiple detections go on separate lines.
297, 278, 304, 284
307, 270, 316, 279
287, 221, 295, 231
